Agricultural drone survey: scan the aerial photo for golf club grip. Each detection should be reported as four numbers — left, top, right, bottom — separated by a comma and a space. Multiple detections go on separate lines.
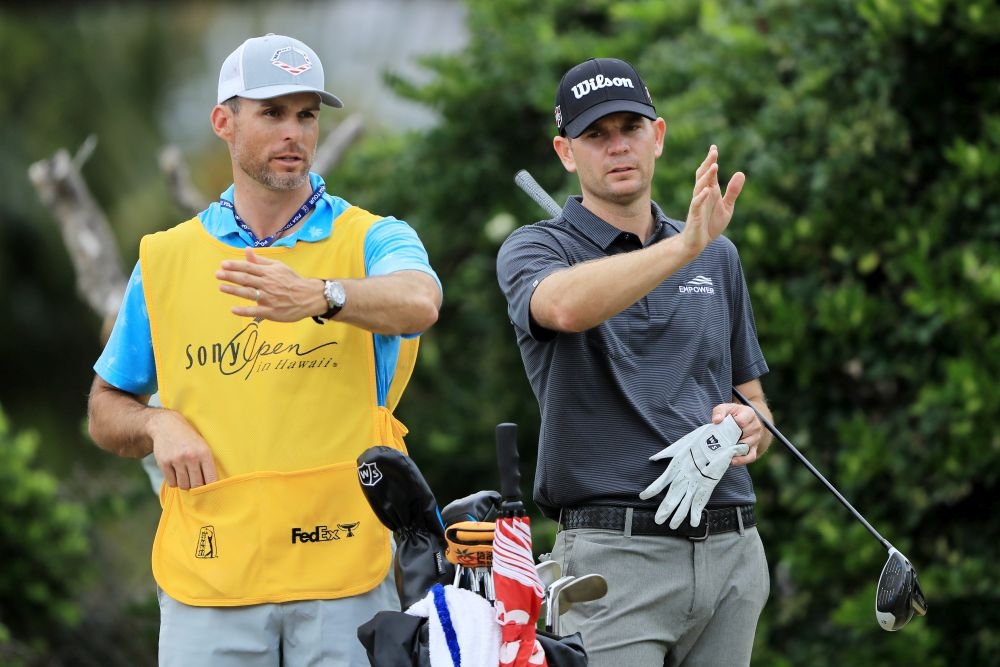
495, 422, 525, 516
732, 387, 892, 551
515, 169, 562, 217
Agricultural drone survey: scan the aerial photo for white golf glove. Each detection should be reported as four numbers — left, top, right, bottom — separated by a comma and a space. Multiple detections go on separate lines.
639, 415, 748, 529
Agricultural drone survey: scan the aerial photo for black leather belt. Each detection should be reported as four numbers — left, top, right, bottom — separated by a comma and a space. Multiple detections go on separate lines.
561, 505, 756, 540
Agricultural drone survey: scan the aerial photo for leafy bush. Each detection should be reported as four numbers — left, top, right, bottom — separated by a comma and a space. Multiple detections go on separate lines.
0, 405, 92, 661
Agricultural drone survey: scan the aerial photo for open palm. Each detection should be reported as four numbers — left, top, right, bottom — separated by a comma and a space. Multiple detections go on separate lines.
683, 145, 746, 252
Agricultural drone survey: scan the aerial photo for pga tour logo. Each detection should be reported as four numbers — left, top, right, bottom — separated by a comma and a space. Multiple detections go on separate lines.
679, 276, 716, 295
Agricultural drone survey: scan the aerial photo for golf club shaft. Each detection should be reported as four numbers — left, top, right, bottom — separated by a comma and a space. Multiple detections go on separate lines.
732, 387, 892, 551
514, 170, 562, 218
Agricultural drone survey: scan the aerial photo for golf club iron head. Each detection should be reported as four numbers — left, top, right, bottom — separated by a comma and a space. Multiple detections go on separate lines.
536, 559, 562, 588
876, 548, 927, 631
544, 575, 576, 633
536, 560, 561, 622
546, 573, 609, 635
556, 573, 608, 615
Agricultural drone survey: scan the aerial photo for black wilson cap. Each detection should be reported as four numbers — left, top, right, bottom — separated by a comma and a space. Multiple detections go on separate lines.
554, 58, 656, 138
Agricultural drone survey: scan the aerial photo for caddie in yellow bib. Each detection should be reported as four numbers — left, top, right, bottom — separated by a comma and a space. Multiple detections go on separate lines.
142, 206, 414, 606
87, 33, 445, 666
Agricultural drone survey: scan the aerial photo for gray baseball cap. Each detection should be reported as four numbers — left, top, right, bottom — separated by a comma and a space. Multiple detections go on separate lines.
217, 33, 343, 108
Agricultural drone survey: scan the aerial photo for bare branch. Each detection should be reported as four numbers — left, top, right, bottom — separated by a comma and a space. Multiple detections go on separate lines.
158, 145, 209, 216
28, 143, 127, 320
313, 113, 365, 175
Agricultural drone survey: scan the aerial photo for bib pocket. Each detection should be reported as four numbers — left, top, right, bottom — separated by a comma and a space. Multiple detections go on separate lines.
153, 460, 391, 606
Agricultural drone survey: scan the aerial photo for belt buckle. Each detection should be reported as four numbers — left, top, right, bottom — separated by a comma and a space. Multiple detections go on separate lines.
686, 510, 710, 541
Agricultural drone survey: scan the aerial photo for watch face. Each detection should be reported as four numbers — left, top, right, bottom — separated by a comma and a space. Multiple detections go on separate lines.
325, 280, 346, 308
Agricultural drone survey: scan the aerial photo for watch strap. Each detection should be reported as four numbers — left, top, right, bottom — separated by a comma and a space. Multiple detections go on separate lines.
311, 305, 342, 325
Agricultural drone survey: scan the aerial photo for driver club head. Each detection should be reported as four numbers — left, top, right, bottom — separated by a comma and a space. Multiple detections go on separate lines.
876, 548, 927, 631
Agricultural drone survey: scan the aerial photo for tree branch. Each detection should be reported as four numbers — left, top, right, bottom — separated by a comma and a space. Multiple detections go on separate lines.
313, 113, 365, 175
27, 137, 127, 322
158, 145, 208, 217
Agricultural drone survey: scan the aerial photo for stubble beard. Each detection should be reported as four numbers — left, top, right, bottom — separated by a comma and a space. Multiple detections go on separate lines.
231, 131, 313, 192
589, 175, 645, 207
237, 151, 312, 192
578, 157, 650, 208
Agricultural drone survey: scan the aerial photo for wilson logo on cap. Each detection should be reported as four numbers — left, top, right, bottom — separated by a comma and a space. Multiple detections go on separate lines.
270, 46, 313, 76
570, 74, 636, 100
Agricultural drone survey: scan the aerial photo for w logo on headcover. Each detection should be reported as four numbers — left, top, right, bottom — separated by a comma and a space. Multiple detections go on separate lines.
270, 46, 313, 76
357, 461, 383, 487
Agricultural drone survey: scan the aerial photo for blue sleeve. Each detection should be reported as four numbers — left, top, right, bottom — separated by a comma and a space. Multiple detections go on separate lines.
93, 261, 157, 395
365, 217, 440, 406
365, 216, 441, 290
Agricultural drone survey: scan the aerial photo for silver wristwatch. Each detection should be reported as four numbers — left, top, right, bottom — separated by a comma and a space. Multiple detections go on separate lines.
312, 280, 346, 324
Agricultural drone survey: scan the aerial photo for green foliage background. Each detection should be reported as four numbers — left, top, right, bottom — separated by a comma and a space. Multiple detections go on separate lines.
334, 1, 1000, 664
1, 0, 997, 664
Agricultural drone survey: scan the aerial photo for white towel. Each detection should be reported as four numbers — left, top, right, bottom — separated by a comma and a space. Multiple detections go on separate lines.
406, 583, 500, 667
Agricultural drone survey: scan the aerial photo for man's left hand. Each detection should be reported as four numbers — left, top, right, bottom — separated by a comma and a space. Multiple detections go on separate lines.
216, 248, 326, 322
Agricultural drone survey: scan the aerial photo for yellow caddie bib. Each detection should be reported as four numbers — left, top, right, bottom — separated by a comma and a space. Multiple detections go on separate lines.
140, 206, 416, 606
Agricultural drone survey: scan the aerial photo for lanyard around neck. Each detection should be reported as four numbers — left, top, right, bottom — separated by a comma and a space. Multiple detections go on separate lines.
220, 184, 326, 248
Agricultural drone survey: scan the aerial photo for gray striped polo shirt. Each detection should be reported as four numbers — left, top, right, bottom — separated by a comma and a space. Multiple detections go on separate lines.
497, 196, 768, 520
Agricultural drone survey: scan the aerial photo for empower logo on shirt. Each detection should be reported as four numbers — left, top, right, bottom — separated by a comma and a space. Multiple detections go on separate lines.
679, 276, 716, 295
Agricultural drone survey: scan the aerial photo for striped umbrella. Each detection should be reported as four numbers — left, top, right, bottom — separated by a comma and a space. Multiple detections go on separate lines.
494, 423, 548, 667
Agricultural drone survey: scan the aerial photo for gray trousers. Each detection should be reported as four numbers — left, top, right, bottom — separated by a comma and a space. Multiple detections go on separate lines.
157, 571, 398, 666
551, 522, 769, 667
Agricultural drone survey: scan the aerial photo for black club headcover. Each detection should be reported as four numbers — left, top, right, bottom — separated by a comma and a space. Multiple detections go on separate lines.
441, 489, 502, 526
356, 446, 455, 610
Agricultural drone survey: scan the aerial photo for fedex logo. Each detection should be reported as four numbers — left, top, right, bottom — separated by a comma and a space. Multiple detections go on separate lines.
291, 525, 336, 543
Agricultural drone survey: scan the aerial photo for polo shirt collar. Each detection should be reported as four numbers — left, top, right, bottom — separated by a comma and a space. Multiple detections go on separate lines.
207, 172, 342, 247
561, 196, 675, 249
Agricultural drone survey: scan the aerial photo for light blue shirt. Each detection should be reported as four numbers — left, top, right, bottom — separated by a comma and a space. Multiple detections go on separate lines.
95, 173, 440, 406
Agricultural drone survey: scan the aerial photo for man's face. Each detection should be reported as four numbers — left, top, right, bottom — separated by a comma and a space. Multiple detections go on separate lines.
227, 92, 321, 191
554, 112, 665, 206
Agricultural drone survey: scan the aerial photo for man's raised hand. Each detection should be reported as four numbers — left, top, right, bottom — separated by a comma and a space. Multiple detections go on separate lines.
682, 145, 746, 255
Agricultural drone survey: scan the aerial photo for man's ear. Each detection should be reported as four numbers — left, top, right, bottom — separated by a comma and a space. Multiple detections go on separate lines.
653, 117, 666, 158
210, 104, 234, 141
552, 135, 577, 173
